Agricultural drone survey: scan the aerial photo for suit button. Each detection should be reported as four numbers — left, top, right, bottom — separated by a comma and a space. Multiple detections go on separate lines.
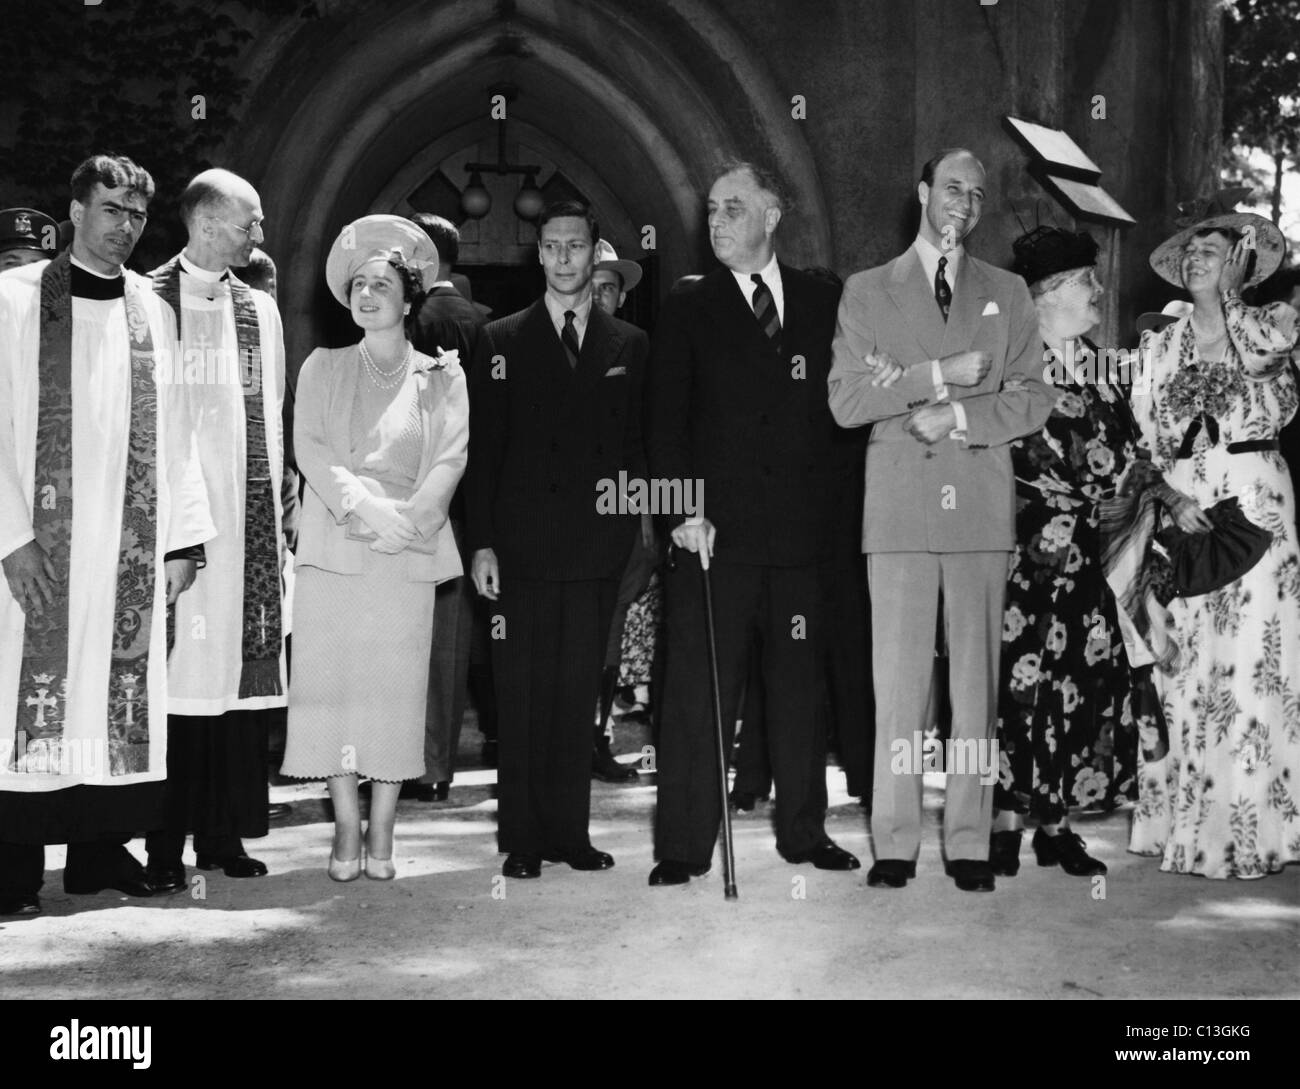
762, 466, 773, 476
549, 484, 558, 493
551, 441, 559, 452
924, 450, 935, 460
596, 444, 604, 455
760, 414, 770, 425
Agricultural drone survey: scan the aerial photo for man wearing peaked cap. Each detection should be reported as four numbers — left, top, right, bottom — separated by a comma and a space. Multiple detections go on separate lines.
0, 208, 60, 271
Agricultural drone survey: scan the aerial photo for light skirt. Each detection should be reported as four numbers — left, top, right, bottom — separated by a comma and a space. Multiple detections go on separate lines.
283, 560, 435, 783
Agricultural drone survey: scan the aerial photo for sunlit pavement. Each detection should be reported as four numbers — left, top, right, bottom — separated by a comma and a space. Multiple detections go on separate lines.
2, 725, 1298, 1000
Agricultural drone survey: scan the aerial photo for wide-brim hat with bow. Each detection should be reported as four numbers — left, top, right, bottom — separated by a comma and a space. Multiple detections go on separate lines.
325, 214, 440, 306
593, 238, 642, 292
1149, 187, 1285, 289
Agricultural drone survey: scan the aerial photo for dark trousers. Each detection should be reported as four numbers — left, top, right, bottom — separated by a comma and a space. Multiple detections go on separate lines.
655, 560, 828, 867
493, 576, 617, 855
146, 709, 269, 866
421, 572, 474, 783
730, 552, 873, 798
0, 839, 137, 897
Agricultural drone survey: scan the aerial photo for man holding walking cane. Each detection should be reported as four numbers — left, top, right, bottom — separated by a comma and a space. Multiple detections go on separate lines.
646, 161, 860, 887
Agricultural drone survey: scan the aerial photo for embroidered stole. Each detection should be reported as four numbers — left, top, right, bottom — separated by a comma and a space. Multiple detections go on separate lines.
151, 256, 283, 698
13, 252, 158, 776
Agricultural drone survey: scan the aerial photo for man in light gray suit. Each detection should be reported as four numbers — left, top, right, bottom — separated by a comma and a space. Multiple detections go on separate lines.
828, 148, 1054, 892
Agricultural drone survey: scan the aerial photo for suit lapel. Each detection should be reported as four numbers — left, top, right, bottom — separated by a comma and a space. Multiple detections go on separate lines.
522, 299, 572, 385
885, 249, 945, 361
940, 255, 991, 358
713, 266, 782, 361
576, 306, 623, 388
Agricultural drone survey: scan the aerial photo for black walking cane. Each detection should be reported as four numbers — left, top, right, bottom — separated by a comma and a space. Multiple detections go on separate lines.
670, 540, 738, 899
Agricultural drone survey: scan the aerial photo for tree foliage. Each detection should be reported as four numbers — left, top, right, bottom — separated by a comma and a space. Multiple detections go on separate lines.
1223, 0, 1300, 223
0, 0, 317, 269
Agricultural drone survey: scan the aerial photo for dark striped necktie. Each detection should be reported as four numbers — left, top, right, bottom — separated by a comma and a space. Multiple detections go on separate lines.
935, 256, 952, 322
751, 273, 781, 347
561, 309, 580, 369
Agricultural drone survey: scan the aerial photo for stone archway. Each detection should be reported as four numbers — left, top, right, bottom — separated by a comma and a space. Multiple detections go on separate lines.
230, 0, 831, 365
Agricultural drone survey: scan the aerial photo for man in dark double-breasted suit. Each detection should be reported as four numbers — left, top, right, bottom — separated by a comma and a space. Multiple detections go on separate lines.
646, 162, 861, 885
467, 201, 647, 880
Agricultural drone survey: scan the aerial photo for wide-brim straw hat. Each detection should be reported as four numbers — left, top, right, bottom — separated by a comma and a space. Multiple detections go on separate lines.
325, 214, 439, 306
1149, 187, 1285, 289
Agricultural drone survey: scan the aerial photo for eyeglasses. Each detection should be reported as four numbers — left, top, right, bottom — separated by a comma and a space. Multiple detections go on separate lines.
210, 215, 265, 239
1054, 268, 1100, 292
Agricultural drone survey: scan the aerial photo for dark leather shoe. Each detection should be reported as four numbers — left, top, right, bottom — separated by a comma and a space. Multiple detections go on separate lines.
866, 859, 915, 888
399, 781, 437, 802
648, 860, 710, 886
0, 893, 41, 916
196, 853, 269, 878
1032, 826, 1106, 876
592, 748, 639, 783
786, 841, 861, 870
433, 781, 450, 801
728, 789, 767, 812
503, 853, 541, 879
543, 846, 614, 871
989, 830, 1023, 877
64, 872, 155, 897
946, 859, 996, 892
267, 802, 293, 820
145, 863, 187, 894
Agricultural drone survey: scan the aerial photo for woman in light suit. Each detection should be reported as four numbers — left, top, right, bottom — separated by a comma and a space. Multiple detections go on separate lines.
282, 215, 468, 881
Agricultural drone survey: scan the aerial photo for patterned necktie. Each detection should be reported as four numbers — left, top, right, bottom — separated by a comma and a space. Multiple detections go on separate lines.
751, 273, 781, 347
935, 256, 952, 322
561, 310, 580, 369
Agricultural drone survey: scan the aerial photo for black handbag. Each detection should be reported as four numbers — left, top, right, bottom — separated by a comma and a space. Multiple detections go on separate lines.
1157, 496, 1273, 597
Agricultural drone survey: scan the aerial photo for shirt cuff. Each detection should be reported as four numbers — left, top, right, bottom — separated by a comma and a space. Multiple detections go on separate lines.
949, 401, 968, 442
930, 358, 949, 402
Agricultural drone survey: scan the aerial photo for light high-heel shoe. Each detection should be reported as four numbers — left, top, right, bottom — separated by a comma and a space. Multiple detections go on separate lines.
328, 853, 362, 882
364, 853, 396, 881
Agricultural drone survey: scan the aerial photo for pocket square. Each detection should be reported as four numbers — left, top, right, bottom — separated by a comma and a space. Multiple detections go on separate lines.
604, 366, 628, 377
981, 301, 1000, 316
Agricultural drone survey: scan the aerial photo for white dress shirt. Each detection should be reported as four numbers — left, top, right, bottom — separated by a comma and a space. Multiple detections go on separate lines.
911, 235, 968, 437
544, 290, 593, 349
730, 253, 784, 327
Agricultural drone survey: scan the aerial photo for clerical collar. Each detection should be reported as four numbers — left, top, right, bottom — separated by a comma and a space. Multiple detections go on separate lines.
70, 255, 125, 299
180, 252, 230, 282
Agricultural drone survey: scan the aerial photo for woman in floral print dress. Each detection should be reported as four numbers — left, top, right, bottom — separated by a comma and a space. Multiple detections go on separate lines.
1128, 198, 1300, 879
990, 226, 1164, 879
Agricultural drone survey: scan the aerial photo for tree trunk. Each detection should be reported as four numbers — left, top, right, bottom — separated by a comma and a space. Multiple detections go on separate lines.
1273, 149, 1285, 224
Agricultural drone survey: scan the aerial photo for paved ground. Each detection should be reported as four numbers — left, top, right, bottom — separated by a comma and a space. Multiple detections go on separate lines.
2, 718, 1298, 1000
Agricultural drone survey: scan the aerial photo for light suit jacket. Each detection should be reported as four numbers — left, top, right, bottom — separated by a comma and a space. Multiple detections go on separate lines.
294, 343, 468, 583
828, 247, 1053, 552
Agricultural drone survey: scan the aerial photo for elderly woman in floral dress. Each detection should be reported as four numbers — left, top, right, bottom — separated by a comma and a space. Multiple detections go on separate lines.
989, 226, 1167, 879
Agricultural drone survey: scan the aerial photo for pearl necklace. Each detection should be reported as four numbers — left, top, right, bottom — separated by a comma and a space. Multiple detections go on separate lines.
360, 340, 411, 389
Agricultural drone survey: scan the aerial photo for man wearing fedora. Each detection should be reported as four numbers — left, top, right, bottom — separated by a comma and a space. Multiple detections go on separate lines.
588, 239, 653, 783
829, 147, 1054, 893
